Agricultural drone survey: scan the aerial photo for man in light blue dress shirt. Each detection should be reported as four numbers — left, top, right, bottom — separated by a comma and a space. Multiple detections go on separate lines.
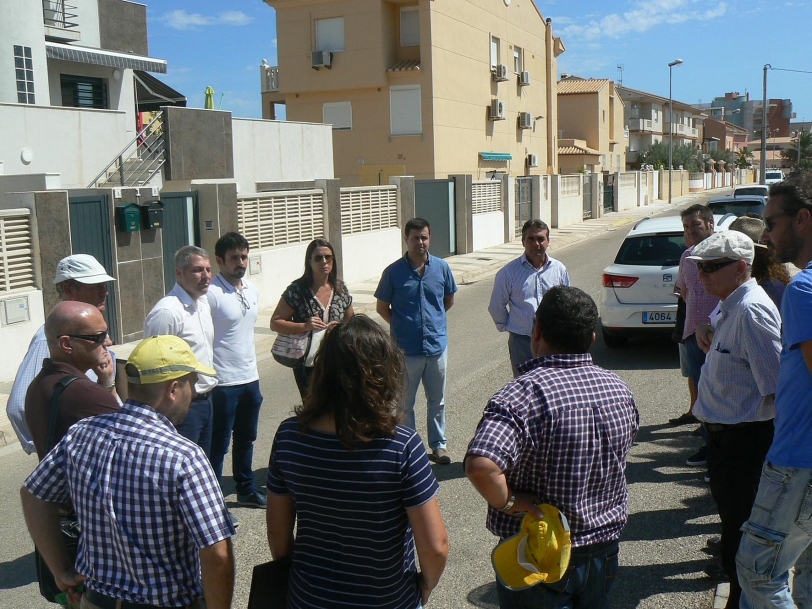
488, 219, 570, 377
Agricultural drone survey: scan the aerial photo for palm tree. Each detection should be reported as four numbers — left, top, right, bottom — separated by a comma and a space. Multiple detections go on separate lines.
781, 131, 812, 171
735, 147, 754, 169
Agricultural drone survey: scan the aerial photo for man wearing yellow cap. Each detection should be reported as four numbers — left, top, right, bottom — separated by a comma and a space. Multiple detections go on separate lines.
466, 286, 638, 608
20, 335, 236, 609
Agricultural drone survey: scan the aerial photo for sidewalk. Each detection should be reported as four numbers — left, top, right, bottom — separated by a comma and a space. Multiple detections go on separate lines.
0, 188, 728, 454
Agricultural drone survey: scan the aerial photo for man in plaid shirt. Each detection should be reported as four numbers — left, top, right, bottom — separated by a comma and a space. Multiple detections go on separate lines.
21, 335, 235, 609
466, 286, 638, 609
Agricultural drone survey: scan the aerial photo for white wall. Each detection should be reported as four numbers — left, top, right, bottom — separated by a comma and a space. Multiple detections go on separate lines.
342, 228, 401, 285
0, 103, 131, 188
232, 118, 334, 194
47, 60, 135, 120
0, 0, 50, 105
472, 211, 505, 252
0, 174, 61, 201
553, 193, 583, 227
617, 183, 637, 211
0, 289, 45, 383
249, 242, 310, 311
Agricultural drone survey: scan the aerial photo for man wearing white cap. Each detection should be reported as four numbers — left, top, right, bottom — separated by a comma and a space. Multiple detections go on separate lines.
687, 231, 781, 608
7, 254, 117, 454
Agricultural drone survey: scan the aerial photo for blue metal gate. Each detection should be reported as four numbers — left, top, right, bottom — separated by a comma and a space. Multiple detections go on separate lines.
415, 179, 455, 258
159, 192, 199, 294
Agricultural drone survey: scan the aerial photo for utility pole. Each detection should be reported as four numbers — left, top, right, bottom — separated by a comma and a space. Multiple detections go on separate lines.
760, 64, 770, 184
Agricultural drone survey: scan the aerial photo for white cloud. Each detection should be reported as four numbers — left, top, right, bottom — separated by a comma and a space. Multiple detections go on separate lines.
160, 10, 254, 30
559, 0, 728, 41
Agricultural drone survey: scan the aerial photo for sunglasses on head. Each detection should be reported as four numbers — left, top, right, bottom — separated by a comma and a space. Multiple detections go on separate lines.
313, 254, 334, 263
696, 260, 737, 274
60, 330, 108, 344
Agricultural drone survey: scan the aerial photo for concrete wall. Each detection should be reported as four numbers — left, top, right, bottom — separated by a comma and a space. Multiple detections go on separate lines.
0, 103, 132, 188
98, 0, 148, 55
342, 228, 401, 285
0, 0, 50, 105
231, 118, 334, 194
163, 107, 234, 182
250, 242, 310, 311
472, 211, 505, 251
549, 175, 582, 228
0, 174, 61, 202
617, 172, 637, 211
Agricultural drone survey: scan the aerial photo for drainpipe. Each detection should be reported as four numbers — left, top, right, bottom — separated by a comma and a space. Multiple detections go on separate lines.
545, 18, 556, 174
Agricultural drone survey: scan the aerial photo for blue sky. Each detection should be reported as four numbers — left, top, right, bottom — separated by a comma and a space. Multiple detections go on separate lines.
148, 0, 812, 126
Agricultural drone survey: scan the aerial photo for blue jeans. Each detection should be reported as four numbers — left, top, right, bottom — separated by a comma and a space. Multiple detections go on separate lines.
403, 348, 448, 450
508, 333, 533, 378
210, 381, 264, 496
496, 539, 619, 609
737, 462, 812, 609
175, 394, 212, 458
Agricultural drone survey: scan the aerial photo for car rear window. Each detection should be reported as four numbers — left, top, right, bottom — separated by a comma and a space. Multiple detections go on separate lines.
708, 201, 765, 216
734, 187, 768, 196
614, 234, 686, 266
766, 172, 783, 179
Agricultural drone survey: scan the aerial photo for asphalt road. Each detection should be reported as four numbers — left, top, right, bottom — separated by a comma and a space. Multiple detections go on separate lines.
0, 202, 719, 608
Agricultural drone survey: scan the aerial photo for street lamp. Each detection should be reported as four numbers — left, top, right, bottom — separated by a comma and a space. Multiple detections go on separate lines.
668, 58, 683, 205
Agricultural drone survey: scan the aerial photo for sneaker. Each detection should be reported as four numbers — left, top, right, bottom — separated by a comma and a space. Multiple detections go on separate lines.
704, 473, 711, 483
686, 446, 708, 467
669, 412, 699, 426
430, 448, 451, 465
229, 511, 240, 530
703, 560, 728, 581
706, 536, 721, 556
237, 490, 268, 508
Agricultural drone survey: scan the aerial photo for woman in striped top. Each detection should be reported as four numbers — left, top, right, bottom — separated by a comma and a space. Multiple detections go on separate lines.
266, 315, 449, 608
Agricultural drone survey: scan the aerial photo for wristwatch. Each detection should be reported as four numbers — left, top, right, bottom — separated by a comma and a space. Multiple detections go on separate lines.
499, 493, 516, 513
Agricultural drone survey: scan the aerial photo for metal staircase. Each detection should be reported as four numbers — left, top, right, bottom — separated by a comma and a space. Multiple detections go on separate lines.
88, 112, 165, 188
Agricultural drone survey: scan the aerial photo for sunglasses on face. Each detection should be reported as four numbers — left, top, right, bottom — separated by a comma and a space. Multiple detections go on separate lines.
696, 260, 737, 274
60, 330, 108, 344
313, 254, 334, 263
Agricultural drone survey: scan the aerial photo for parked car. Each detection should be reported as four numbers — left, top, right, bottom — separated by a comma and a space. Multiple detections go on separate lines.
601, 216, 687, 347
706, 195, 766, 217
765, 169, 784, 185
733, 185, 769, 198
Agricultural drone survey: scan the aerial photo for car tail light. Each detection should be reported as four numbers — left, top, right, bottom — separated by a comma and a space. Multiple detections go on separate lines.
602, 273, 638, 288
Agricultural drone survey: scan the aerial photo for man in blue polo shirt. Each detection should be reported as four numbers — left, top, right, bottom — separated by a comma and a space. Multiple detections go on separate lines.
376, 218, 458, 464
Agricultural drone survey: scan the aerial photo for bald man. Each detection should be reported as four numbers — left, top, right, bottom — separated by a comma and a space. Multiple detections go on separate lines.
25, 301, 119, 460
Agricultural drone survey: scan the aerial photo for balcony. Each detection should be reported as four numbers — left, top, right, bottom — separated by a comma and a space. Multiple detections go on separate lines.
42, 0, 81, 42
627, 118, 654, 132
261, 61, 279, 93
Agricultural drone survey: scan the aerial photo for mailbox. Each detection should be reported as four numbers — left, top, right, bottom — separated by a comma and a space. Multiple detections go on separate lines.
141, 200, 164, 229
116, 203, 141, 233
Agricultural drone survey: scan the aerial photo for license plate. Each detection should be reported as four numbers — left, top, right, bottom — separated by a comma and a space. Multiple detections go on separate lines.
642, 311, 674, 324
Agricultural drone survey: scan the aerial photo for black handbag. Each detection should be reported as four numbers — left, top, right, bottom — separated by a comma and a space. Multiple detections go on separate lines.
247, 556, 291, 609
34, 374, 79, 603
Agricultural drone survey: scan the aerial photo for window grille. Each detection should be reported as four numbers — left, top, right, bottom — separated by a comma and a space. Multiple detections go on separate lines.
340, 186, 398, 234
560, 176, 581, 196
0, 210, 35, 293
472, 180, 502, 214
237, 190, 324, 250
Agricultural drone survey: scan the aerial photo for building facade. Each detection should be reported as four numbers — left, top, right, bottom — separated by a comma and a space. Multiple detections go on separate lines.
698, 92, 793, 140
261, 0, 565, 185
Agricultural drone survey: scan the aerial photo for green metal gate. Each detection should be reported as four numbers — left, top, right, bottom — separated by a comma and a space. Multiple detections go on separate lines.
415, 180, 455, 258
515, 177, 532, 237
68, 195, 120, 342
160, 192, 200, 294
603, 173, 616, 214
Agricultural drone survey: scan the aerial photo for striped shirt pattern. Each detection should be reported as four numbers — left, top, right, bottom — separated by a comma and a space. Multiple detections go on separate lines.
466, 354, 639, 546
266, 418, 439, 609
677, 246, 719, 339
488, 255, 570, 336
24, 400, 234, 606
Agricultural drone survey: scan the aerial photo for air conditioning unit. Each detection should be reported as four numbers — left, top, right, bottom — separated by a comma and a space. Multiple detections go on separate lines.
492, 64, 509, 82
519, 71, 530, 86
526, 153, 538, 167
518, 112, 533, 129
489, 99, 506, 121
311, 51, 332, 70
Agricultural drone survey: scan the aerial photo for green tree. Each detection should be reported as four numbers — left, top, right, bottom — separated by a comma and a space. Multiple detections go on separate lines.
708, 148, 736, 167
781, 131, 812, 171
735, 147, 754, 169
638, 141, 703, 171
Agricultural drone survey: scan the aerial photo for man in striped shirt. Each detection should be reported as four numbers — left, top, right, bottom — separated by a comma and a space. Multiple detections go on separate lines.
488, 219, 570, 377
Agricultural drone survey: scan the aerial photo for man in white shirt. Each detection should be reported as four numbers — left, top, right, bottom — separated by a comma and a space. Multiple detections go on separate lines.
144, 246, 217, 457
488, 219, 570, 377
7, 254, 117, 454
207, 233, 265, 509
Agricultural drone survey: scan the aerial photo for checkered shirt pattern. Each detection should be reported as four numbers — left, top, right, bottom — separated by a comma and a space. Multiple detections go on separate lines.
24, 400, 234, 606
677, 246, 719, 339
467, 354, 639, 546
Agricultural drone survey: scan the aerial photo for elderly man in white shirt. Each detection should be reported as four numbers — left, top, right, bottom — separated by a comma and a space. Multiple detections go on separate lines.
144, 245, 217, 457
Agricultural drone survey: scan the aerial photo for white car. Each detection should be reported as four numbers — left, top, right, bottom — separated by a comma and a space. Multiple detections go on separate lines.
733, 185, 769, 198
764, 170, 784, 185
600, 216, 687, 347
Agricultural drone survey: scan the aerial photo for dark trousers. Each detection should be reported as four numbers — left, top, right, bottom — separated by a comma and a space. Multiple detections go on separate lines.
210, 381, 263, 496
292, 363, 314, 402
496, 539, 619, 609
707, 419, 774, 608
175, 394, 213, 458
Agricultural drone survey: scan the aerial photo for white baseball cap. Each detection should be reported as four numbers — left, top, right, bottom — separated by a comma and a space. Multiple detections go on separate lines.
687, 231, 755, 265
53, 254, 116, 285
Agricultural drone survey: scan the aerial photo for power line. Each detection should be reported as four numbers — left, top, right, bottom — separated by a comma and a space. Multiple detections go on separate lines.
768, 67, 812, 75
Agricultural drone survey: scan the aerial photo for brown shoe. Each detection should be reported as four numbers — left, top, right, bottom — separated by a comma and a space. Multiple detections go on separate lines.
430, 448, 451, 465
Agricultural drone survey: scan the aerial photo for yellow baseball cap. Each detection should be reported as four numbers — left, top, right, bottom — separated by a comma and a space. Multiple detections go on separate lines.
126, 335, 216, 384
492, 504, 572, 589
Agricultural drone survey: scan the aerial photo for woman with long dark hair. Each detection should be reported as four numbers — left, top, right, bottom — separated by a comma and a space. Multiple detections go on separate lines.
270, 239, 353, 398
266, 315, 449, 608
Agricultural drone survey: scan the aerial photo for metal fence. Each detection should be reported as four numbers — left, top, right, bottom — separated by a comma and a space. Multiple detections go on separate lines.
0, 209, 36, 293
471, 180, 502, 214
237, 189, 324, 250
340, 186, 398, 235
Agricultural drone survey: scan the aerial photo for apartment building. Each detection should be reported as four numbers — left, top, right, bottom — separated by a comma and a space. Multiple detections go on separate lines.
616, 85, 705, 169
557, 77, 625, 174
698, 92, 794, 140
261, 0, 565, 185
702, 117, 748, 153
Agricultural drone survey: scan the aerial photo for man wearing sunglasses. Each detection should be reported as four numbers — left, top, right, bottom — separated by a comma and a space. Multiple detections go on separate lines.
206, 232, 265, 517
737, 182, 812, 608
7, 254, 118, 455
687, 231, 781, 607
24, 301, 119, 461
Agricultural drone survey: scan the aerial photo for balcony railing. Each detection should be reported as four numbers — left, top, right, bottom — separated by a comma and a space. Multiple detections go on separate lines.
627, 118, 654, 132
261, 62, 279, 93
42, 0, 78, 30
